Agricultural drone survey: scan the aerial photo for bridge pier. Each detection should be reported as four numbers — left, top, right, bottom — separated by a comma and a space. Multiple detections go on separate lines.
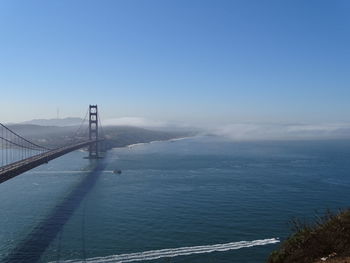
88, 105, 100, 159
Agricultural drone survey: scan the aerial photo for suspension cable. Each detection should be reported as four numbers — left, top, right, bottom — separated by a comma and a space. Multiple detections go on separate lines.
0, 123, 52, 151
0, 136, 46, 151
72, 108, 89, 139
97, 110, 105, 139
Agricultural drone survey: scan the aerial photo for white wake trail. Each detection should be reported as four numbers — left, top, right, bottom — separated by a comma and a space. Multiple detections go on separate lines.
28, 170, 116, 174
55, 238, 279, 263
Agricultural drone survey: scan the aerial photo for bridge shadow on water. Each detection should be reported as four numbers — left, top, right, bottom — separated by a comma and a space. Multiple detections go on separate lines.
3, 159, 107, 263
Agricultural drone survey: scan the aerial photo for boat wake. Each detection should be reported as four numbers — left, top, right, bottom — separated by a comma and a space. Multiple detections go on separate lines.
54, 238, 279, 263
27, 170, 116, 174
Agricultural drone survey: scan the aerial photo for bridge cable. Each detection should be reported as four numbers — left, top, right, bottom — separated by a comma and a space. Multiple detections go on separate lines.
72, 108, 89, 140
0, 123, 52, 151
97, 110, 106, 153
97, 111, 105, 139
0, 137, 46, 151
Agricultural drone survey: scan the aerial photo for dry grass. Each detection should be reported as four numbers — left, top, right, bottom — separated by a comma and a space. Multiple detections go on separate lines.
314, 256, 350, 263
267, 209, 350, 263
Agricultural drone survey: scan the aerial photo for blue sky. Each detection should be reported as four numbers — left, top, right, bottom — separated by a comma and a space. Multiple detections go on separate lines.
0, 0, 349, 124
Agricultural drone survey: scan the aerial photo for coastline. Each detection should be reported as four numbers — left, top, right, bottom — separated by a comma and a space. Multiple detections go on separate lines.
115, 136, 194, 150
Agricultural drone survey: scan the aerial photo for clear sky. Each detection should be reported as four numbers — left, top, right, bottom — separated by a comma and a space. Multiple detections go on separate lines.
0, 0, 349, 125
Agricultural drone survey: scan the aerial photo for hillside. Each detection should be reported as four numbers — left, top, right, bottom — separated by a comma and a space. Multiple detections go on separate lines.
7, 124, 193, 150
21, 117, 83, 126
267, 210, 350, 263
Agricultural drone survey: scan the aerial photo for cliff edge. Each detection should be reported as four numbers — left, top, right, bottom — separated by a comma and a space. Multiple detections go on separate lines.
267, 210, 350, 263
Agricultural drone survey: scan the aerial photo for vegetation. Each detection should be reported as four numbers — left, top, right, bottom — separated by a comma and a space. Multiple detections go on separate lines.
102, 125, 193, 149
267, 209, 350, 263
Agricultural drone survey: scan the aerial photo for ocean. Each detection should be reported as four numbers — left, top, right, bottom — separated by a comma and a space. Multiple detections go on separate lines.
1, 136, 350, 263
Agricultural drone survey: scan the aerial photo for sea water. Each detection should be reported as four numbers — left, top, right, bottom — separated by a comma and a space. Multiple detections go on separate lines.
1, 136, 350, 263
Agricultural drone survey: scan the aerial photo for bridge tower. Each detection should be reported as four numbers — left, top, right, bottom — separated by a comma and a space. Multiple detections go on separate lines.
88, 105, 99, 158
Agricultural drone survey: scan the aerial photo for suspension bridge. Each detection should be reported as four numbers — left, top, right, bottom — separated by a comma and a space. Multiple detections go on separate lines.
0, 105, 104, 184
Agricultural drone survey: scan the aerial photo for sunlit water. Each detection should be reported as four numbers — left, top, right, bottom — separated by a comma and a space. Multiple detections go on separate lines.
1, 136, 350, 263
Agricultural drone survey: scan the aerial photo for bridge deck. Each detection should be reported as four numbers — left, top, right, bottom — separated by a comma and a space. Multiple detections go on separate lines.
0, 140, 97, 184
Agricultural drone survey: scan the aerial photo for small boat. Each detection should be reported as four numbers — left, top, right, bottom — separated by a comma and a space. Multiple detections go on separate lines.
113, 169, 122, 174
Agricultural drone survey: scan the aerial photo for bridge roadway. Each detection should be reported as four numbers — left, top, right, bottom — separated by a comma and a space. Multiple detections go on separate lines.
0, 140, 98, 185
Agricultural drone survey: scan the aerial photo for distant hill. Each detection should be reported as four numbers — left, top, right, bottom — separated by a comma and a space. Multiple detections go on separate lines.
21, 117, 83, 127
7, 124, 193, 150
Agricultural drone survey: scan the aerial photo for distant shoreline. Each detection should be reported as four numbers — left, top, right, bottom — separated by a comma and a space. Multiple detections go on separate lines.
115, 136, 193, 150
